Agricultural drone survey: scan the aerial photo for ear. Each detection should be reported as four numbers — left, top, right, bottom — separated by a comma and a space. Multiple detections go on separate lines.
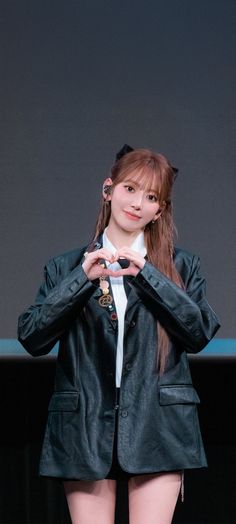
153, 201, 166, 221
153, 209, 162, 222
102, 178, 113, 201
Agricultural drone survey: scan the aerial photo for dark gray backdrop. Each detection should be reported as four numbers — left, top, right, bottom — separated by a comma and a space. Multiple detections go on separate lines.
1, 0, 236, 339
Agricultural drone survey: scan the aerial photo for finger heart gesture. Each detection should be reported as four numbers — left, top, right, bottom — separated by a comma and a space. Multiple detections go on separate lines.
82, 247, 146, 281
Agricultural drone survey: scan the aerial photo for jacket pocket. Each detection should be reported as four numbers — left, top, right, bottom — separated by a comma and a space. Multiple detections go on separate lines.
159, 385, 200, 405
48, 391, 80, 411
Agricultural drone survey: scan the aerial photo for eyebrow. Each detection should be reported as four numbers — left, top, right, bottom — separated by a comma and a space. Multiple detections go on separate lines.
124, 179, 159, 194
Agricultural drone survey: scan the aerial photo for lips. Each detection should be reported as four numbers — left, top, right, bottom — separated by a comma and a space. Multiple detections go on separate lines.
124, 210, 141, 221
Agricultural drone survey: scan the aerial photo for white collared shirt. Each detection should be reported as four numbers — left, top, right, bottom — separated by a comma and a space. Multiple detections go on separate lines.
102, 229, 147, 387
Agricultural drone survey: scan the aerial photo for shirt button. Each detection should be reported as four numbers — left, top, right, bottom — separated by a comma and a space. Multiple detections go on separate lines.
121, 410, 128, 417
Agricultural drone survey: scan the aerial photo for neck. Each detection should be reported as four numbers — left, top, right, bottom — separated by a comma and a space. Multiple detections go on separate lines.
105, 221, 143, 249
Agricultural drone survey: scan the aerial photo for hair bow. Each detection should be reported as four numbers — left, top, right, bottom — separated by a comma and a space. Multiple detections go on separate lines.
115, 143, 178, 177
115, 144, 134, 161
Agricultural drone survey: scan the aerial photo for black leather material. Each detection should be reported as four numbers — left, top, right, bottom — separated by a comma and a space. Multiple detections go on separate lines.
17, 241, 220, 480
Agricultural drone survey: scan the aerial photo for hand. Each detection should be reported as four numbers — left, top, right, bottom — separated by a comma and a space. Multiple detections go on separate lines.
82, 248, 117, 281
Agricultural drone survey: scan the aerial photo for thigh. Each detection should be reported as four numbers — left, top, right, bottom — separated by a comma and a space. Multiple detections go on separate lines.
128, 472, 181, 524
64, 479, 117, 524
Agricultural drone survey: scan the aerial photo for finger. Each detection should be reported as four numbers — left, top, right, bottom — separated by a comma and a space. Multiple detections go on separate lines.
115, 247, 139, 260
96, 248, 115, 264
85, 249, 114, 265
116, 250, 145, 269
118, 254, 145, 269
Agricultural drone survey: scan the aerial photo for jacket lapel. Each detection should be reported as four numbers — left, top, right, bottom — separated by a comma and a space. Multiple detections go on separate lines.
125, 277, 141, 313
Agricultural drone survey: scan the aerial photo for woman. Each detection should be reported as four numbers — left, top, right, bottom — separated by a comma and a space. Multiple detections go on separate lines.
18, 145, 220, 524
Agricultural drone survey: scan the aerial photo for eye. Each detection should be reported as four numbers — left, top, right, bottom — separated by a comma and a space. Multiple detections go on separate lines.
124, 185, 135, 192
147, 194, 158, 202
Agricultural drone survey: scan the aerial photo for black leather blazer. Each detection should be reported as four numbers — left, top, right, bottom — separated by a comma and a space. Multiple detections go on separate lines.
17, 240, 220, 480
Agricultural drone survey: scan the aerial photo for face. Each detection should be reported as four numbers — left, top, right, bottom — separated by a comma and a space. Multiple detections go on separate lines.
104, 174, 161, 234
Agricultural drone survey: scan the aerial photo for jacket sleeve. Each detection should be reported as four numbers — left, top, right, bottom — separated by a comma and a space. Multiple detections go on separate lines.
17, 258, 96, 357
131, 256, 220, 353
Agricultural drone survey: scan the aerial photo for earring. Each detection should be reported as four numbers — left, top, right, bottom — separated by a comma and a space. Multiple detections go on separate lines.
103, 185, 112, 203
151, 219, 157, 224
103, 185, 112, 195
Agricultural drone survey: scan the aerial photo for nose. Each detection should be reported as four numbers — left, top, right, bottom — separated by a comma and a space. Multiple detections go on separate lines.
131, 191, 143, 209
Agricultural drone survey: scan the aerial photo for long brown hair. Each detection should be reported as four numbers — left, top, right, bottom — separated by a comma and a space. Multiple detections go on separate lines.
93, 148, 182, 373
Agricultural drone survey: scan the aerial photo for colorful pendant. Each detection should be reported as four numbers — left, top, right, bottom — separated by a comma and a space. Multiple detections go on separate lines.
98, 276, 113, 308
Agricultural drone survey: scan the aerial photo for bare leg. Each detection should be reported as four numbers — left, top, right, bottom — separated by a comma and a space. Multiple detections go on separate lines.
128, 472, 181, 524
64, 479, 116, 524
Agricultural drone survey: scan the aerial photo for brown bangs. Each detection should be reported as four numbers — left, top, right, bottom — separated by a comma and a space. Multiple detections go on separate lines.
127, 166, 160, 194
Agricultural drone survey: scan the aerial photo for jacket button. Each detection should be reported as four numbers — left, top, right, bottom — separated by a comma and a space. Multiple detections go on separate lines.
130, 320, 136, 327
125, 363, 132, 371
121, 410, 128, 417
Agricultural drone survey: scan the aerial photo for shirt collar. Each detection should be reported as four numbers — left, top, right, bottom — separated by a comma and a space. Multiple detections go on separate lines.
103, 228, 147, 257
